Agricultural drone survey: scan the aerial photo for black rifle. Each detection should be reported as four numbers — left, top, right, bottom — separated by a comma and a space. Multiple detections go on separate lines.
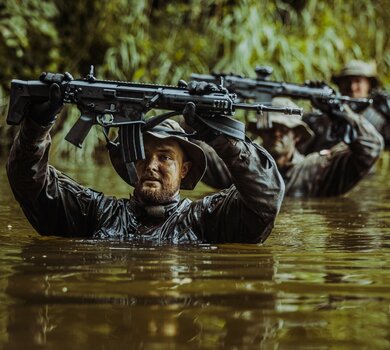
7, 67, 302, 165
191, 66, 372, 110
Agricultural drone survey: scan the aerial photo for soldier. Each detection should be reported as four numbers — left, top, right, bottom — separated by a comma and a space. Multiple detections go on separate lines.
332, 60, 379, 99
332, 60, 390, 148
305, 60, 390, 151
6, 74, 284, 244
200, 97, 383, 197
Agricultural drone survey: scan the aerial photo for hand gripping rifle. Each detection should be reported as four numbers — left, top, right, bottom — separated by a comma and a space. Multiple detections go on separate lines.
7, 66, 302, 175
191, 66, 372, 112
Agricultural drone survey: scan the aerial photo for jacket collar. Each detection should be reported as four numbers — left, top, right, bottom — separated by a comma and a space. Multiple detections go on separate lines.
131, 193, 181, 220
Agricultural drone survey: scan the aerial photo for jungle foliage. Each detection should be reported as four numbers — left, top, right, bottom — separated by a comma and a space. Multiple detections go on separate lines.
1, 0, 389, 159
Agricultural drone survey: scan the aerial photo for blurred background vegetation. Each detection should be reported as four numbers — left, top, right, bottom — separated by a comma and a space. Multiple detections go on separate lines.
1, 0, 389, 160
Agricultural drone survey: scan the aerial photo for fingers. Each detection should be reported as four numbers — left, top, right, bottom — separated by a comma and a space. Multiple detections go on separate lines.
187, 81, 205, 94
306, 80, 327, 88
29, 72, 68, 125
183, 102, 196, 117
177, 79, 188, 88
64, 72, 74, 81
195, 82, 210, 94
39, 72, 74, 84
39, 72, 47, 82
311, 97, 330, 114
48, 84, 63, 109
187, 81, 220, 95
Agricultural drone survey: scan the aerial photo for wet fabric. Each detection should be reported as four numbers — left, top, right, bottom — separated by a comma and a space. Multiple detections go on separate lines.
6, 117, 284, 244
363, 106, 390, 148
304, 106, 390, 152
200, 112, 383, 197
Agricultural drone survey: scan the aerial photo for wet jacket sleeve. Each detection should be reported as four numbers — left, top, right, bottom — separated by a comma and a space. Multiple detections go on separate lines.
193, 140, 233, 189
192, 136, 285, 244
296, 108, 384, 197
6, 117, 102, 237
363, 106, 390, 148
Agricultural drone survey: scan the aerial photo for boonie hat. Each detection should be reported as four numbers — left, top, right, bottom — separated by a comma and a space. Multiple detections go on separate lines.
247, 97, 314, 146
109, 119, 207, 190
331, 60, 379, 88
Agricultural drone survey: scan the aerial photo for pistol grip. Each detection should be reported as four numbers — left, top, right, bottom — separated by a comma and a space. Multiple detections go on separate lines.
65, 115, 95, 148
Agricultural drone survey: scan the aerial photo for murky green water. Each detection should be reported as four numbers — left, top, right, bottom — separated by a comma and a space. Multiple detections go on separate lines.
1, 152, 390, 349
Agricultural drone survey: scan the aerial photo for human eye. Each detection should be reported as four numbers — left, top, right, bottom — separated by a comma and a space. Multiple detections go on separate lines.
280, 126, 289, 134
159, 153, 173, 161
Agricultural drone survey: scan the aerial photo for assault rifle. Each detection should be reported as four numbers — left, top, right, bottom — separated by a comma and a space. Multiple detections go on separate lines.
190, 66, 372, 110
7, 67, 302, 165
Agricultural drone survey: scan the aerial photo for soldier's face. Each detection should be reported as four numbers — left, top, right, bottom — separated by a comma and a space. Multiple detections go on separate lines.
261, 124, 298, 162
339, 76, 371, 98
134, 135, 191, 204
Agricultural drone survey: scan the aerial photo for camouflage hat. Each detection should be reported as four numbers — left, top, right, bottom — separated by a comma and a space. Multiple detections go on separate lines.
109, 119, 207, 190
247, 97, 314, 146
331, 60, 380, 87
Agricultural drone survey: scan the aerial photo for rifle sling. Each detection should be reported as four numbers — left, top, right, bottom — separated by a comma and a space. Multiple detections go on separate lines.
197, 114, 245, 141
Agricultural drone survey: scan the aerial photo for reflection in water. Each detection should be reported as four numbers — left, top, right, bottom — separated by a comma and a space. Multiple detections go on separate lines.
0, 154, 390, 349
5, 239, 278, 348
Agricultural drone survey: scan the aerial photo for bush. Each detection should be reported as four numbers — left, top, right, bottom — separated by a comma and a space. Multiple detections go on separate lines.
1, 0, 389, 159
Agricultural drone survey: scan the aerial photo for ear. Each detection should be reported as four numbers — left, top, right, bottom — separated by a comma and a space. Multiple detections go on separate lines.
181, 161, 192, 179
292, 129, 301, 144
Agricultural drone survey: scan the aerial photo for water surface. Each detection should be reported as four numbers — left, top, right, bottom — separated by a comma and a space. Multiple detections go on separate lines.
1, 154, 389, 349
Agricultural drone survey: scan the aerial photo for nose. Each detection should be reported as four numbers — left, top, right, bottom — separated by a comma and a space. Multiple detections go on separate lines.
273, 128, 282, 138
144, 154, 159, 172
351, 80, 360, 92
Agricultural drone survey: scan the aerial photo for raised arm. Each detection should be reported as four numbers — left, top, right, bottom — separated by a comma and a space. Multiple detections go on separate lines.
201, 135, 285, 243
307, 104, 384, 196
180, 99, 284, 244
6, 77, 101, 237
191, 139, 233, 190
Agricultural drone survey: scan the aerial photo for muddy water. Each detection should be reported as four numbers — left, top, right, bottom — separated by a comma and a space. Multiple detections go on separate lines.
0, 154, 389, 349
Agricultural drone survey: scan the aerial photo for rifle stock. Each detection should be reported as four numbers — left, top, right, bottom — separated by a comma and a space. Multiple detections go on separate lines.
7, 80, 50, 125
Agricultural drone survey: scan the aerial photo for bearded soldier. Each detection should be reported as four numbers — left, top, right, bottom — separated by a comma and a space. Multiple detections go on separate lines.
199, 97, 383, 197
6, 74, 284, 243
305, 60, 390, 152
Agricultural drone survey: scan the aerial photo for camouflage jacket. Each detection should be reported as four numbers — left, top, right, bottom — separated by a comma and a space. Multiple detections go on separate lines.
200, 113, 383, 197
303, 106, 390, 152
363, 106, 390, 148
6, 117, 284, 244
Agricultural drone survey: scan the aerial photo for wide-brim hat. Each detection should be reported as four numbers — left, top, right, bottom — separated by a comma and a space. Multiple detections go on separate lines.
108, 119, 207, 190
331, 60, 380, 88
247, 97, 314, 147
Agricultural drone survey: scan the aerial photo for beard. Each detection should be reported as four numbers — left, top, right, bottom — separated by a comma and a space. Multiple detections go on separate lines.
266, 140, 290, 158
134, 182, 180, 204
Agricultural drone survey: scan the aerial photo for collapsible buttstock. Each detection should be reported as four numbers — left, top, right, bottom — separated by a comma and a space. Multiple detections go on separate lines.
7, 80, 32, 125
7, 95, 28, 125
7, 80, 51, 125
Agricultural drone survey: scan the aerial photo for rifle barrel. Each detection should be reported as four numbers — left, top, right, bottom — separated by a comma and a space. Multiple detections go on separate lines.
234, 103, 303, 116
